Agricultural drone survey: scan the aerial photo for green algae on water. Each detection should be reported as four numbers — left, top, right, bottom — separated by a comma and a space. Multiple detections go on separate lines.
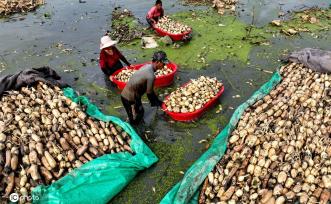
203, 113, 228, 133
112, 13, 139, 30
122, 9, 268, 69
111, 138, 194, 204
110, 8, 143, 42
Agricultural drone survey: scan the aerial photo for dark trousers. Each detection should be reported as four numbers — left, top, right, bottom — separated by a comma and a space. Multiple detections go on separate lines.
121, 96, 144, 125
101, 61, 123, 77
146, 17, 159, 27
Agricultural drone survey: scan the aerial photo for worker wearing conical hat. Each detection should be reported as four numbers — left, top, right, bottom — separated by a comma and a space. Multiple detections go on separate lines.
99, 34, 131, 76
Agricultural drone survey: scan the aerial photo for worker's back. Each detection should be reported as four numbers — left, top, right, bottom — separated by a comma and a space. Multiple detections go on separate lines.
121, 64, 155, 102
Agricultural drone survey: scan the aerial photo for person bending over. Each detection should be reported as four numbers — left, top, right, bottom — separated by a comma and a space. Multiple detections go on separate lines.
146, 0, 164, 28
121, 51, 168, 125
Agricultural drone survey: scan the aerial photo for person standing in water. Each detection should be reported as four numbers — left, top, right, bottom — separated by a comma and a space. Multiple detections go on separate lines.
121, 51, 168, 125
146, 0, 164, 28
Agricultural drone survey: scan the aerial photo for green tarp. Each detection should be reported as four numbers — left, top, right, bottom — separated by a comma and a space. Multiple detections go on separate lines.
32, 87, 158, 204
161, 71, 282, 204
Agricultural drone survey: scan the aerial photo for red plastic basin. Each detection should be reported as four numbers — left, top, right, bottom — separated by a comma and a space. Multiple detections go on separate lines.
153, 25, 192, 41
109, 62, 178, 90
162, 83, 225, 122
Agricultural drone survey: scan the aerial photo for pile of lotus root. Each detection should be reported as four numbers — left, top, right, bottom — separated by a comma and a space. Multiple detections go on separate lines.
212, 0, 237, 15
0, 0, 44, 15
0, 82, 133, 201
164, 76, 223, 113
199, 63, 331, 204
115, 65, 173, 82
155, 16, 191, 34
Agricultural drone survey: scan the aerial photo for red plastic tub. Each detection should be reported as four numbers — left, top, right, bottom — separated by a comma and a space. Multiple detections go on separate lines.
153, 25, 192, 41
109, 62, 178, 90
162, 83, 225, 122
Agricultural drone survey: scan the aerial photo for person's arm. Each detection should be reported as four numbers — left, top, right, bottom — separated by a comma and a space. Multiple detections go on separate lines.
146, 76, 162, 107
160, 8, 164, 18
99, 51, 106, 69
147, 7, 157, 24
146, 75, 155, 95
114, 47, 131, 66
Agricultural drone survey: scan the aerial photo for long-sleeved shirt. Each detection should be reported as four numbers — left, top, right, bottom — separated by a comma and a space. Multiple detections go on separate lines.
99, 46, 129, 70
146, 6, 164, 20
121, 64, 155, 102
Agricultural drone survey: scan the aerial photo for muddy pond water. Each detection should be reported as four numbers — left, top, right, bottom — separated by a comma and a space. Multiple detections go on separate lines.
0, 0, 330, 203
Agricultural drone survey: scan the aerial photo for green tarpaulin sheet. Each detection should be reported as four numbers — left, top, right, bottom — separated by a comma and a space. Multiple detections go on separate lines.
32, 87, 158, 204
161, 71, 282, 204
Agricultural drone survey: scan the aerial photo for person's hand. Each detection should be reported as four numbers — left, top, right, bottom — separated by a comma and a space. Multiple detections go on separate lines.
156, 99, 163, 107
151, 102, 158, 107
151, 100, 162, 107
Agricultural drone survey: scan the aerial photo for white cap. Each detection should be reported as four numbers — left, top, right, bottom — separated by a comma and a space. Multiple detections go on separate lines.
100, 35, 118, 50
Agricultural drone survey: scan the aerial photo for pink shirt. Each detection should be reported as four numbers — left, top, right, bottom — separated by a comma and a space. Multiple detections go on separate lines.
146, 6, 164, 19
